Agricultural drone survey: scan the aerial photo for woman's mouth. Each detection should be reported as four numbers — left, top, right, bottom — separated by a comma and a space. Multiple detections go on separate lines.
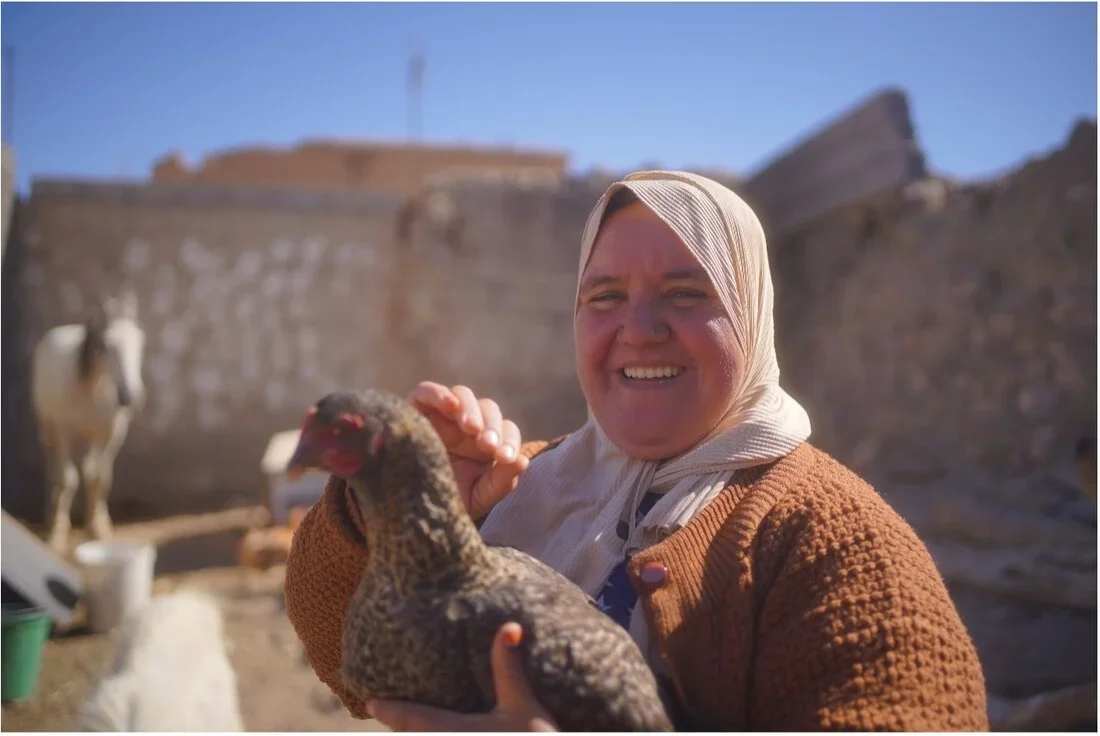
620, 365, 685, 381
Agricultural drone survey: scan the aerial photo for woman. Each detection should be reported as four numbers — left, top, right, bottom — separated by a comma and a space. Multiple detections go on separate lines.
284, 171, 989, 731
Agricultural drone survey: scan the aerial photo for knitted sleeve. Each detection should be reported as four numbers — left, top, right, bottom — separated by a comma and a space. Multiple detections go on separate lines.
748, 491, 990, 731
283, 475, 369, 717
282, 438, 560, 719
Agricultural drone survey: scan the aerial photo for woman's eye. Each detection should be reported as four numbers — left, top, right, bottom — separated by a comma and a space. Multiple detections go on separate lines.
589, 292, 624, 305
667, 289, 706, 303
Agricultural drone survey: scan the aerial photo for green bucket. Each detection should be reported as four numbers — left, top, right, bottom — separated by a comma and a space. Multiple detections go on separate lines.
1, 601, 52, 703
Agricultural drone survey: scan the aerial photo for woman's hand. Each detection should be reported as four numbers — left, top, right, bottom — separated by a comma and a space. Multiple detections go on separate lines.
406, 381, 529, 521
367, 623, 557, 732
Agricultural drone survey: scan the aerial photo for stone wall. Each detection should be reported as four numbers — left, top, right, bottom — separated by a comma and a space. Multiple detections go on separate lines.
146, 88, 926, 238
772, 119, 1096, 486
151, 141, 569, 198
769, 119, 1097, 699
7, 119, 1091, 525
2, 176, 592, 522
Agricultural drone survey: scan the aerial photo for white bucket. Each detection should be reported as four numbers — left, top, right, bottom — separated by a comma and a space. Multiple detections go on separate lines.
73, 539, 157, 634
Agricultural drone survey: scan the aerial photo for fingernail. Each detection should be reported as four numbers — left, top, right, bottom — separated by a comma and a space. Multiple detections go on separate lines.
504, 625, 523, 648
500, 444, 516, 461
483, 429, 499, 447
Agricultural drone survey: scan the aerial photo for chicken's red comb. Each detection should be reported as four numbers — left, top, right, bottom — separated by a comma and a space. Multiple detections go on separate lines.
338, 412, 366, 429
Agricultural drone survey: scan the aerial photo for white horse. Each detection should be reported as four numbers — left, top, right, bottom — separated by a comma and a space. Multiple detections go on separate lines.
31, 289, 147, 552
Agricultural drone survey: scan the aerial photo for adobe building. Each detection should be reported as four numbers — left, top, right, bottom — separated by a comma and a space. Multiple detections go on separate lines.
151, 140, 570, 197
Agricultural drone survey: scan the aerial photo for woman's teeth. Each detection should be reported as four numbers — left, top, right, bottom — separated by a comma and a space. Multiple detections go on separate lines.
621, 366, 683, 380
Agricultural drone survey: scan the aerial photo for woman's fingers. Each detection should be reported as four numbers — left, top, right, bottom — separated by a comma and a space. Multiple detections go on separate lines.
368, 699, 482, 732
408, 383, 487, 458
407, 381, 461, 418
407, 382, 528, 518
368, 698, 550, 733
470, 448, 529, 518
497, 419, 522, 462
450, 385, 485, 436
491, 623, 532, 708
476, 398, 505, 455
490, 624, 557, 731
407, 382, 469, 447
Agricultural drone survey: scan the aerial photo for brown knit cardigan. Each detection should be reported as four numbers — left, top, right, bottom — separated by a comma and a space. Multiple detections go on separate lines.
283, 440, 989, 731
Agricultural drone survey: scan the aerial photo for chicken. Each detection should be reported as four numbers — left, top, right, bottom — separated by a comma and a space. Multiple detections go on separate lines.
285, 389, 674, 732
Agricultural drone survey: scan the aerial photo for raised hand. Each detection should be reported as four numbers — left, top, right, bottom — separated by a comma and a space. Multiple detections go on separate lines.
406, 381, 529, 521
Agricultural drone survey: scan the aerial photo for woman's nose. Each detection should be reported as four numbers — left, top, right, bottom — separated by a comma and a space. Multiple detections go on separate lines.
617, 299, 670, 346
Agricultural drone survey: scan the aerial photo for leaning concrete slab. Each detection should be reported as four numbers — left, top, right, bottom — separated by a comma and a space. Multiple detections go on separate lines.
745, 87, 927, 235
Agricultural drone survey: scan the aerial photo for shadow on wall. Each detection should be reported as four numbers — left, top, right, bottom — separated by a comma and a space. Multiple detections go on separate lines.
1, 198, 48, 522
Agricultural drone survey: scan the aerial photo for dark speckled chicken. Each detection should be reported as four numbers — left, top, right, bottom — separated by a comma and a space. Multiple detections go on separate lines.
285, 389, 673, 732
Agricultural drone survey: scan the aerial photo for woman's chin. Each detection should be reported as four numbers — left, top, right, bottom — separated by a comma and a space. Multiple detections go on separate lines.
602, 423, 694, 461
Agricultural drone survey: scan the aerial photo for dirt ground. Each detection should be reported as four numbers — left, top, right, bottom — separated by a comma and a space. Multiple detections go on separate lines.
1, 510, 386, 732
4, 505, 1094, 731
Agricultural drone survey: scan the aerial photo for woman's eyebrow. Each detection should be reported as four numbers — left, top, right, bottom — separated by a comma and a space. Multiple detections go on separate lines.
663, 268, 710, 282
580, 273, 619, 291
581, 268, 710, 290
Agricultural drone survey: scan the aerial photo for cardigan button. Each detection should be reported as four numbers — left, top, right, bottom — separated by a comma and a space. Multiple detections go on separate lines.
639, 561, 669, 588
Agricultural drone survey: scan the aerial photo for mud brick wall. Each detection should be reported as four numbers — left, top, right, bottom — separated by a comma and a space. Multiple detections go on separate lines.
3, 176, 597, 522
4, 120, 1093, 540
771, 120, 1096, 486
770, 121, 1098, 699
145, 89, 927, 238
151, 142, 569, 198
5, 184, 399, 520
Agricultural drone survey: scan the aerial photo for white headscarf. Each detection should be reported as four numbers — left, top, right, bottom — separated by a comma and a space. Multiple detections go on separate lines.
478, 171, 811, 659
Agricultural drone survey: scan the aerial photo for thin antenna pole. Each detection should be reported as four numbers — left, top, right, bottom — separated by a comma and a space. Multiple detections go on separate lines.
2, 45, 13, 147
407, 48, 424, 141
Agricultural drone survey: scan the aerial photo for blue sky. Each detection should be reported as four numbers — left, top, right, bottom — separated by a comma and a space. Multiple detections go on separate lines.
1, 2, 1096, 194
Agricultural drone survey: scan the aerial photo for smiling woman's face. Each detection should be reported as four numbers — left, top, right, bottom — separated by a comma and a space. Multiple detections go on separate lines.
575, 199, 743, 461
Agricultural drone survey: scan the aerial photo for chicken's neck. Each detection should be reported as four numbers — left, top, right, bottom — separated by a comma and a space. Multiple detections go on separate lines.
350, 448, 488, 581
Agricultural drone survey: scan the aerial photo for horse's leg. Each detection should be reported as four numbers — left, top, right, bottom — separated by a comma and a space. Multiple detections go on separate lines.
84, 416, 129, 541
82, 446, 114, 541
42, 423, 79, 553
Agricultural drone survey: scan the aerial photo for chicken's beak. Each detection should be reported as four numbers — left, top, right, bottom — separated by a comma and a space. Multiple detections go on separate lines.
285, 436, 316, 482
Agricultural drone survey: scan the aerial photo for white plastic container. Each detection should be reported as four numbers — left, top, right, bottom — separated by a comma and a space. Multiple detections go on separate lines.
73, 539, 156, 634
